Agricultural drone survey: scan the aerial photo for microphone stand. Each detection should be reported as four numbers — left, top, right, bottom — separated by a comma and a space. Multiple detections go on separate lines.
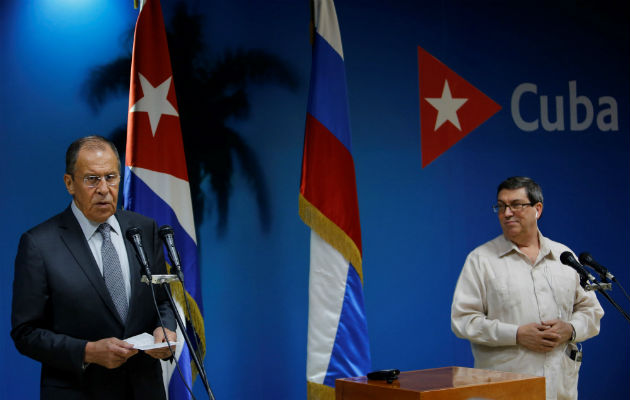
590, 283, 630, 324
614, 280, 630, 304
605, 276, 630, 304
589, 268, 630, 304
562, 252, 630, 324
143, 275, 216, 399
580, 254, 630, 304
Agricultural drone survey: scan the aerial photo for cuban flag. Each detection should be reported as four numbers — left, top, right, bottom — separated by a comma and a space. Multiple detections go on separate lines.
299, 1, 371, 398
124, 0, 204, 398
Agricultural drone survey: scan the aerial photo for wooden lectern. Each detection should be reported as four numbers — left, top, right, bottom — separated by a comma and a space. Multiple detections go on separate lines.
336, 366, 545, 400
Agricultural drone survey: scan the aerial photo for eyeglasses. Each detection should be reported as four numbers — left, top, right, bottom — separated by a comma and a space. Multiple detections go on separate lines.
81, 174, 120, 188
492, 202, 533, 213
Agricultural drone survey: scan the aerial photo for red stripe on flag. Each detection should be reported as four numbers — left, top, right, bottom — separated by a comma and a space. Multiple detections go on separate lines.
300, 114, 362, 254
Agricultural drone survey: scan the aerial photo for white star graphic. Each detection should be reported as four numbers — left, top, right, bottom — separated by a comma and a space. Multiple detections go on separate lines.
425, 80, 468, 131
129, 73, 179, 137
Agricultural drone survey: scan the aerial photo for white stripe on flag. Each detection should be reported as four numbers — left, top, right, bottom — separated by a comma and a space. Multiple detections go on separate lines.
306, 230, 349, 383
313, 0, 344, 59
130, 167, 197, 244
161, 299, 186, 398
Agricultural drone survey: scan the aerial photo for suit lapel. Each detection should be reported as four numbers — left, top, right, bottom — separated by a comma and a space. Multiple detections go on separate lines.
58, 207, 124, 326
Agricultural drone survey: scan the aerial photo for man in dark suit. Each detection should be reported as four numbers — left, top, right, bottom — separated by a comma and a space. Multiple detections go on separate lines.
11, 136, 178, 399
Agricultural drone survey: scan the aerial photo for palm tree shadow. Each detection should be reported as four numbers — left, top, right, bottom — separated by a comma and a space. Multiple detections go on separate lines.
82, 1, 299, 237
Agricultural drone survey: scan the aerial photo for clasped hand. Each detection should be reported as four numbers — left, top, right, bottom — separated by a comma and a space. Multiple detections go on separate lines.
516, 319, 573, 353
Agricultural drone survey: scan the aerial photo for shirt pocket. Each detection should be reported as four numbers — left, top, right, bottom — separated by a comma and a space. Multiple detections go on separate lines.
558, 343, 581, 399
547, 267, 577, 319
485, 267, 523, 319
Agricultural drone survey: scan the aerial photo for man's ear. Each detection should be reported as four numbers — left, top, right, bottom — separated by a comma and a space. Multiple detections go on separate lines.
535, 203, 543, 219
64, 174, 75, 196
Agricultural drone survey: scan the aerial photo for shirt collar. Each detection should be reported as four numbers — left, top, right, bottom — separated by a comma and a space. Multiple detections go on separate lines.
497, 230, 556, 260
70, 201, 121, 241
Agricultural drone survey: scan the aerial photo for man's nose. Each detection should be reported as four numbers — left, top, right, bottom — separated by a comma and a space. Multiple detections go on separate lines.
94, 178, 109, 193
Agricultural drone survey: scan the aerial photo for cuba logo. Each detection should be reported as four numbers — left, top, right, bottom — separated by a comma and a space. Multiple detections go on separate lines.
511, 81, 619, 132
418, 46, 620, 167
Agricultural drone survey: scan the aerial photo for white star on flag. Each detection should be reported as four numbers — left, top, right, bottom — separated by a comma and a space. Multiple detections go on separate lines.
129, 73, 179, 137
425, 80, 468, 131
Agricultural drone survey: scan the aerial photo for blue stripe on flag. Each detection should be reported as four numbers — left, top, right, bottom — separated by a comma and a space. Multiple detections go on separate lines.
123, 169, 203, 305
307, 32, 352, 152
168, 345, 192, 400
323, 262, 370, 386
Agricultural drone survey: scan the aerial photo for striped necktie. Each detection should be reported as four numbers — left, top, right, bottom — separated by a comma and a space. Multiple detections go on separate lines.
98, 223, 128, 322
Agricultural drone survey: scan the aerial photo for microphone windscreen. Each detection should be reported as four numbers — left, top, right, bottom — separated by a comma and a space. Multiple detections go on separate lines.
560, 251, 577, 266
578, 252, 593, 266
126, 227, 142, 240
158, 225, 174, 239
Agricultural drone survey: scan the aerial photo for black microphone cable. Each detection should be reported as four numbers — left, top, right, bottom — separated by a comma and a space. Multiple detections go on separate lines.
126, 227, 198, 400
155, 226, 215, 399
158, 226, 205, 366
149, 280, 198, 400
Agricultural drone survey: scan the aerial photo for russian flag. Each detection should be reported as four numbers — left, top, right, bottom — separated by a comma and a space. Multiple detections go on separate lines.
124, 0, 204, 398
300, 1, 371, 399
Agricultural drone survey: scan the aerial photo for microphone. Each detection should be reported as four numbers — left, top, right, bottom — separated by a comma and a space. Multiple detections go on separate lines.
579, 252, 615, 282
126, 227, 152, 280
158, 225, 185, 282
560, 251, 597, 287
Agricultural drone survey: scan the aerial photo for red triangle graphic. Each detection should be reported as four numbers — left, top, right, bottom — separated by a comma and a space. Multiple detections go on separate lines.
418, 46, 501, 167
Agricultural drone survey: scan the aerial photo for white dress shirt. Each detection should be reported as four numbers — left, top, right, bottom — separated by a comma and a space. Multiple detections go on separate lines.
451, 232, 604, 400
71, 201, 132, 306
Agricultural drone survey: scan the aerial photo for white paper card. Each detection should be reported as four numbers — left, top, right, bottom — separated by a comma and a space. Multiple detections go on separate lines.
124, 332, 182, 350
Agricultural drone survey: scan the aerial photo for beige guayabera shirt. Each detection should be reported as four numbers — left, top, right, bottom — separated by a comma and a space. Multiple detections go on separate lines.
451, 232, 604, 400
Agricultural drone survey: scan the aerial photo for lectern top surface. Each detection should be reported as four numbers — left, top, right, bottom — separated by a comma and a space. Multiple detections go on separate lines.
339, 366, 541, 392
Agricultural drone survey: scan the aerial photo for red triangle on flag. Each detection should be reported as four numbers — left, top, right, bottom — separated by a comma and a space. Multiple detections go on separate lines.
126, 0, 188, 182
418, 46, 501, 168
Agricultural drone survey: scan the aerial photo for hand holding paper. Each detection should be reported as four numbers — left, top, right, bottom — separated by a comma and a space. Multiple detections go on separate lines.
125, 327, 180, 358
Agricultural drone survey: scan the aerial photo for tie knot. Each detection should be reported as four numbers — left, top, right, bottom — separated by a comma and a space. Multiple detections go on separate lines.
98, 223, 112, 239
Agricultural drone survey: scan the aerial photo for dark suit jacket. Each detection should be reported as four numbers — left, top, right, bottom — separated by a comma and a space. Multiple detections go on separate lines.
11, 206, 176, 400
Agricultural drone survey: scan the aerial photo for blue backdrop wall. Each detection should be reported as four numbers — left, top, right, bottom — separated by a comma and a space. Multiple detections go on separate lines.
1, 1, 628, 399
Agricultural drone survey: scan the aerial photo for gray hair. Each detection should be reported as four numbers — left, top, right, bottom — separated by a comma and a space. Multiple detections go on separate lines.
65, 136, 120, 176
